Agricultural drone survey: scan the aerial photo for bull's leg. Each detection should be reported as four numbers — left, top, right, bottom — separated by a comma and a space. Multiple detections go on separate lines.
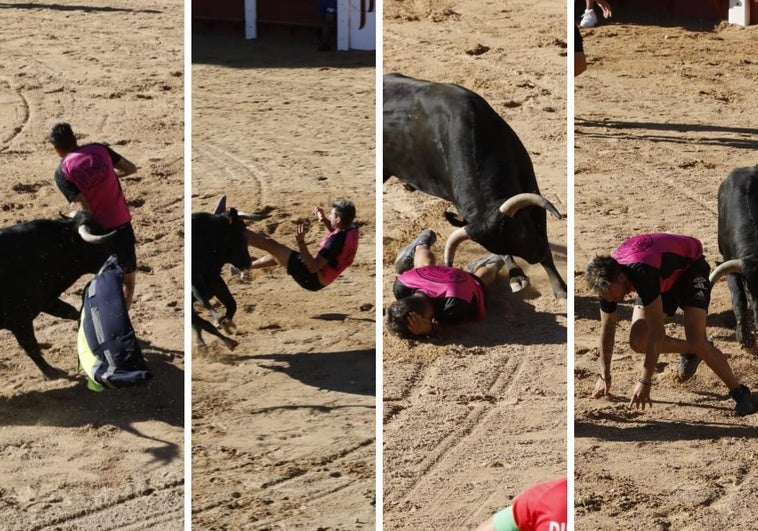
192, 311, 238, 350
10, 321, 67, 379
42, 298, 80, 321
727, 274, 753, 348
211, 279, 237, 331
192, 287, 222, 322
504, 255, 529, 293
749, 289, 758, 350
540, 252, 567, 300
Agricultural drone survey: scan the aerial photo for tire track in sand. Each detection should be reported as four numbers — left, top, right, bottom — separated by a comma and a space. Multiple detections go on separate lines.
25, 479, 183, 531
0, 79, 29, 148
385, 352, 525, 506
192, 438, 373, 519
195, 140, 266, 210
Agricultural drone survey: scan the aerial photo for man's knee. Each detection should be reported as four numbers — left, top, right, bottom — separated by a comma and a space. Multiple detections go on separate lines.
629, 321, 648, 353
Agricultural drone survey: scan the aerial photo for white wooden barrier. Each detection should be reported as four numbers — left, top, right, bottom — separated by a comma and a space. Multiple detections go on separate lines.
243, 0, 375, 49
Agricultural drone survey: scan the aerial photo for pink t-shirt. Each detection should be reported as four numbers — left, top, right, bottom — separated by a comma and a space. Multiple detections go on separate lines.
316, 225, 360, 285
61, 144, 131, 229
396, 265, 486, 321
613, 233, 702, 293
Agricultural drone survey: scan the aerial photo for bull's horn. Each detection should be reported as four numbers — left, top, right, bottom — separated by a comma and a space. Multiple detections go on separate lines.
78, 225, 116, 244
237, 211, 269, 221
709, 259, 744, 285
498, 193, 564, 220
444, 227, 470, 266
213, 195, 227, 215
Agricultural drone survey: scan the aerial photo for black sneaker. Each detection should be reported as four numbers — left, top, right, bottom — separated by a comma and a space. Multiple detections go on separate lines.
677, 353, 702, 382
678, 338, 717, 382
729, 385, 755, 416
394, 229, 437, 274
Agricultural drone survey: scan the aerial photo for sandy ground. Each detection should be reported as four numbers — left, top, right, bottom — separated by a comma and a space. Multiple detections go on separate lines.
0, 1, 185, 530
190, 31, 376, 530
574, 6, 758, 530
383, 1, 568, 529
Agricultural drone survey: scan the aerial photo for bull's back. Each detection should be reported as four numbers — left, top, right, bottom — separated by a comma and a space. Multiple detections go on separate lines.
718, 166, 758, 260
383, 74, 539, 214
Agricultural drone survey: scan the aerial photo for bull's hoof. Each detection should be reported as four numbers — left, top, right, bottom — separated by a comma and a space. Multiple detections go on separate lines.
509, 277, 529, 293
508, 267, 529, 293
216, 318, 236, 334
223, 337, 239, 351
42, 366, 68, 380
736, 328, 755, 350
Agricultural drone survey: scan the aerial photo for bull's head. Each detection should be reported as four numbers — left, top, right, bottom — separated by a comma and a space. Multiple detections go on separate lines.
225, 208, 253, 271
710, 259, 744, 285
443, 193, 563, 265
67, 211, 116, 244
710, 258, 758, 294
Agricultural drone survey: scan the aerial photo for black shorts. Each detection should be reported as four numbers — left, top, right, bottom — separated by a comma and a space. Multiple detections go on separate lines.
635, 256, 711, 316
107, 222, 137, 274
287, 252, 325, 292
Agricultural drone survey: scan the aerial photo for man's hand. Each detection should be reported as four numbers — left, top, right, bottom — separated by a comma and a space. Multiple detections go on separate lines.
629, 381, 653, 410
295, 223, 308, 243
591, 377, 611, 398
406, 312, 433, 336
596, 0, 612, 19
313, 206, 326, 222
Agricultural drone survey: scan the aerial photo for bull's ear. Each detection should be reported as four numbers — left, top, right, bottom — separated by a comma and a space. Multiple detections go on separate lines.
228, 208, 239, 223
213, 195, 227, 216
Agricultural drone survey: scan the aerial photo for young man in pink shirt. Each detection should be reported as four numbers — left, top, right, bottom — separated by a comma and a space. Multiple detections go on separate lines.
50, 122, 138, 309
385, 229, 506, 338
246, 199, 359, 291
586, 232, 754, 416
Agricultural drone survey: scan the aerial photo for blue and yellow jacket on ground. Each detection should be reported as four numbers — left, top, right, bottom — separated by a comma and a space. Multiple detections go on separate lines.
77, 254, 151, 391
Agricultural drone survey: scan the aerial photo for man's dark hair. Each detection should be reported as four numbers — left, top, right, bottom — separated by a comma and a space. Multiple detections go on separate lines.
49, 122, 78, 152
332, 199, 356, 226
385, 296, 428, 338
585, 255, 623, 295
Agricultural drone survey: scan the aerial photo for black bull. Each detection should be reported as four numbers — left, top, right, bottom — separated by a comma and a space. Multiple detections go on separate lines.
709, 165, 758, 348
0, 212, 116, 378
191, 206, 252, 349
383, 73, 567, 299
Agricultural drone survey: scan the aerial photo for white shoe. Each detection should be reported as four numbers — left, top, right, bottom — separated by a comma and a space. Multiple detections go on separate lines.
579, 8, 598, 27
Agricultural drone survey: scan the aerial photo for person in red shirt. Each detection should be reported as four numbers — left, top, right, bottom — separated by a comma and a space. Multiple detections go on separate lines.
50, 122, 138, 309
246, 199, 359, 291
475, 477, 567, 531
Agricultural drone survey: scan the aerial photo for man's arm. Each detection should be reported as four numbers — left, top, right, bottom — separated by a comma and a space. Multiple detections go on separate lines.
630, 296, 665, 409
475, 506, 518, 531
592, 308, 617, 398
295, 223, 328, 273
69, 193, 91, 213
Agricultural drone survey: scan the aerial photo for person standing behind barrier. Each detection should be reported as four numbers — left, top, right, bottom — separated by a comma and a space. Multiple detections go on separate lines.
475, 477, 567, 531
317, 0, 337, 51
579, 0, 612, 28
575, 25, 587, 76
50, 122, 138, 309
